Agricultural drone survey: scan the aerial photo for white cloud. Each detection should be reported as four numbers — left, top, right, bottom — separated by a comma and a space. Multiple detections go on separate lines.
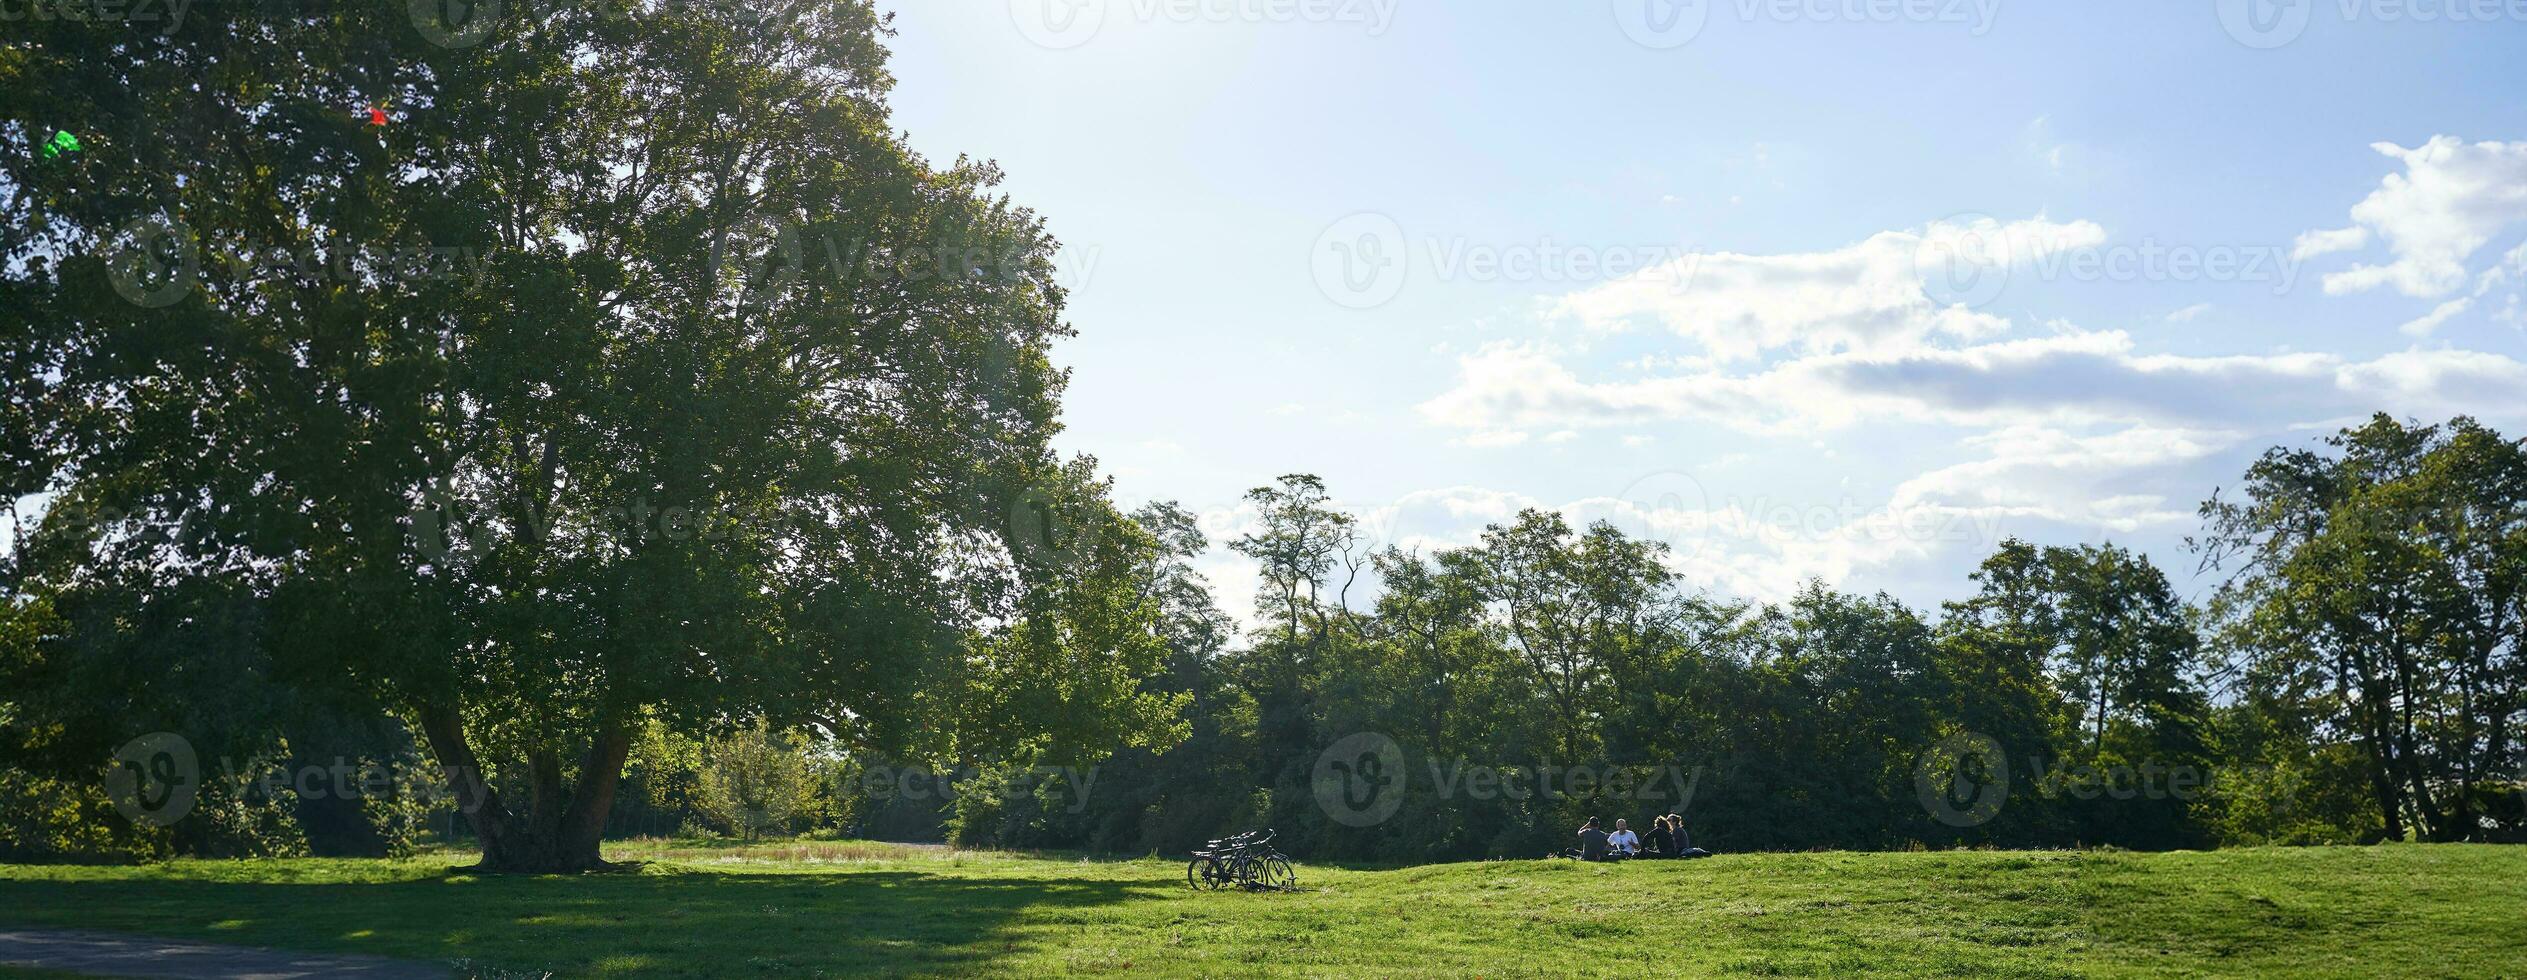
1181, 415, 2247, 624
1538, 425, 2223, 602
1548, 216, 2105, 362
2026, 115, 2075, 174
1419, 329, 2527, 439
1355, 486, 1538, 555
1456, 429, 1531, 448
2312, 137, 2527, 298
1411, 183, 2527, 609
1897, 425, 2231, 533
2292, 226, 2369, 261
2397, 298, 2472, 337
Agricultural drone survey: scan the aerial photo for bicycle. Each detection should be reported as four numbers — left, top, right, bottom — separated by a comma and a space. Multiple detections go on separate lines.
1186, 828, 1296, 891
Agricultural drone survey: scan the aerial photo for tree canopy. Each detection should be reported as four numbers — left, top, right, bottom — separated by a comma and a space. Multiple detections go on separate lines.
2, 2, 1180, 871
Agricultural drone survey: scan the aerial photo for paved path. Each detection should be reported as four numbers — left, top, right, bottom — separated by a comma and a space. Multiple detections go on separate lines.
0, 929, 445, 979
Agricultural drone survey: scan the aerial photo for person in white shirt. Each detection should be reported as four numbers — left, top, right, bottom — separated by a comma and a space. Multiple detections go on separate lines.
1607, 818, 1641, 857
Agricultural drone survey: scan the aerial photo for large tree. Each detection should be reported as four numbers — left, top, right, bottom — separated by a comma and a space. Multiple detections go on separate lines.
2, 3, 1177, 870
2199, 415, 2527, 842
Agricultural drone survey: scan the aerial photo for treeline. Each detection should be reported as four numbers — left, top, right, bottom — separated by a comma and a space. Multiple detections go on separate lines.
942, 414, 2525, 860
4, 415, 2521, 863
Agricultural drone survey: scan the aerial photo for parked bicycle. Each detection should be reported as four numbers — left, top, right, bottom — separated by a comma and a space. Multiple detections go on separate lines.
1186, 828, 1296, 892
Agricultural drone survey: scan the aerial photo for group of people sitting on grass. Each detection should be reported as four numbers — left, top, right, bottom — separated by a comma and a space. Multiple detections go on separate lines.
1565, 815, 1713, 862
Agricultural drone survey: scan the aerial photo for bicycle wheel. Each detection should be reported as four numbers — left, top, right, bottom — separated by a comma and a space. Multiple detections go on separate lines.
1187, 856, 1223, 890
1260, 855, 1295, 891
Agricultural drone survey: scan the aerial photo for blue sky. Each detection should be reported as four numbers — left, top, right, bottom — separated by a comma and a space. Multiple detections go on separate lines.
881, 1, 2527, 624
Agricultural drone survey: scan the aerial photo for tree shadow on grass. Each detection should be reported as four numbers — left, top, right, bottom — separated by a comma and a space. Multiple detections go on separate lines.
0, 866, 1177, 977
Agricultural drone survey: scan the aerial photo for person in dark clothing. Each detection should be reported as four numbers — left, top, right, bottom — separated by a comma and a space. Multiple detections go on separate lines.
1576, 817, 1612, 862
1645, 815, 1677, 858
1668, 812, 1713, 858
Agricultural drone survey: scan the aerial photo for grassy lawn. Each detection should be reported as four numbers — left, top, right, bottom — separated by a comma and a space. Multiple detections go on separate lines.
1, 841, 2522, 977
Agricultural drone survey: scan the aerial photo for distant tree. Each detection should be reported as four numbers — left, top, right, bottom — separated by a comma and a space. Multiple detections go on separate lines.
1943, 540, 2210, 847
1741, 586, 1948, 848
693, 722, 817, 841
1466, 510, 1679, 763
1231, 474, 1365, 665
2046, 543, 2206, 754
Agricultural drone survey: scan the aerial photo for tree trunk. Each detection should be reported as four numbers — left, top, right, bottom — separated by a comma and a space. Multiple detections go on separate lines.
2354, 673, 2407, 842
417, 704, 631, 873
2387, 651, 2449, 840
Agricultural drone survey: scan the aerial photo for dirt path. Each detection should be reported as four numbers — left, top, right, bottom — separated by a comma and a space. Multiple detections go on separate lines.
0, 929, 446, 979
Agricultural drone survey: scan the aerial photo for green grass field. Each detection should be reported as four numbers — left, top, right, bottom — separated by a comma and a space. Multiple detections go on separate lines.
2, 841, 2522, 978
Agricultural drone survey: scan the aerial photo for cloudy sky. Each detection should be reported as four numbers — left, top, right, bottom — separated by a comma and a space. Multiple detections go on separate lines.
883, 1, 2527, 625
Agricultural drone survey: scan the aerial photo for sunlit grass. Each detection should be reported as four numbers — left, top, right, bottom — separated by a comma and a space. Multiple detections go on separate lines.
1, 842, 2521, 977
